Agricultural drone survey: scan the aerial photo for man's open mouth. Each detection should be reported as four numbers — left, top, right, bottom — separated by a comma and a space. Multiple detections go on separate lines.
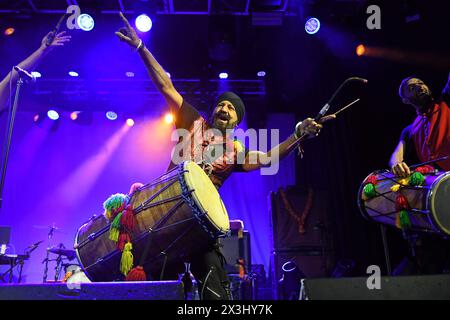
216, 113, 230, 121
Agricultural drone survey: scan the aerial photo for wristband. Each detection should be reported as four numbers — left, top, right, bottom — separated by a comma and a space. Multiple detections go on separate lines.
294, 121, 303, 139
135, 39, 144, 52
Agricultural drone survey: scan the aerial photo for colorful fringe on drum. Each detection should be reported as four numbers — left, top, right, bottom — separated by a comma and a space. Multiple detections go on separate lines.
103, 193, 137, 278
395, 194, 412, 230
366, 174, 378, 186
363, 183, 376, 199
396, 210, 411, 229
409, 172, 425, 186
414, 165, 435, 175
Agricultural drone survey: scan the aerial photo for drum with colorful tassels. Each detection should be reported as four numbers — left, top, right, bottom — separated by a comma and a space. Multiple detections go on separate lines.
358, 168, 450, 236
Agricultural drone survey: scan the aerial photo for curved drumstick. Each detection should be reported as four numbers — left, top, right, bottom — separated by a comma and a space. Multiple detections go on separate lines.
288, 98, 362, 151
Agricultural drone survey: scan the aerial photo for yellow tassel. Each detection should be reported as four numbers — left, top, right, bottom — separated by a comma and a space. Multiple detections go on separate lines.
395, 212, 401, 229
120, 242, 134, 276
390, 184, 401, 192
109, 228, 119, 242
104, 209, 112, 220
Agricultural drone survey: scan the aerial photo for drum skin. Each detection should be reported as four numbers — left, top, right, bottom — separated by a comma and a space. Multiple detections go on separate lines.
358, 170, 450, 236
75, 162, 229, 282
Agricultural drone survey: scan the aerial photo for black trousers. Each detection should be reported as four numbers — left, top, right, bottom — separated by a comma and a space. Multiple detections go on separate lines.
393, 234, 450, 275
162, 242, 231, 300
190, 243, 231, 300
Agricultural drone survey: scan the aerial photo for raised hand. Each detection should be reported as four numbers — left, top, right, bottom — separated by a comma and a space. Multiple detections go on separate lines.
40, 31, 71, 52
295, 114, 336, 139
115, 12, 141, 48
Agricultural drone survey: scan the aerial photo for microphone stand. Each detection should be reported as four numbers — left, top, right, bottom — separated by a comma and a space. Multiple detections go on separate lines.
0, 74, 26, 210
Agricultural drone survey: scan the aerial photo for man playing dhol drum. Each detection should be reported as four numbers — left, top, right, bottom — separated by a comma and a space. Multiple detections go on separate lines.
390, 73, 450, 176
115, 12, 334, 299
389, 73, 450, 275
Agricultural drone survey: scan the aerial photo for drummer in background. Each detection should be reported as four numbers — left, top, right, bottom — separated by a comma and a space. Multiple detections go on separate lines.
0, 31, 71, 114
389, 73, 450, 276
115, 13, 334, 300
389, 73, 450, 177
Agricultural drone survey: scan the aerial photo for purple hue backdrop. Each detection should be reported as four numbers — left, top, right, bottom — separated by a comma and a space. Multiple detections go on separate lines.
0, 109, 294, 283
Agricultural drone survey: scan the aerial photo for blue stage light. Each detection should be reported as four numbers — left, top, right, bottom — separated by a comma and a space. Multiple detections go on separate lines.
77, 13, 95, 31
47, 110, 59, 121
31, 71, 41, 78
305, 17, 320, 35
135, 14, 152, 32
106, 111, 118, 121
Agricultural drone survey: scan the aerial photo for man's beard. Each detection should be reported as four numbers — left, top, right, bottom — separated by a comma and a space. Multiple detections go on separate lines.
212, 113, 235, 131
415, 93, 434, 112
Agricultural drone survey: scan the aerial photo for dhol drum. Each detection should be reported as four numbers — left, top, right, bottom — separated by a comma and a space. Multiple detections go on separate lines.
75, 161, 230, 282
358, 169, 450, 236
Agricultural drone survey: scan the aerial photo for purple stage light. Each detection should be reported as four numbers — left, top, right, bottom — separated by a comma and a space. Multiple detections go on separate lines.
219, 72, 228, 79
257, 71, 266, 77
68, 71, 79, 77
135, 14, 152, 32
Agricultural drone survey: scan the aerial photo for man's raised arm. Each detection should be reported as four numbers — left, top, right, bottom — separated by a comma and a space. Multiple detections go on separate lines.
115, 12, 182, 113
0, 31, 71, 113
242, 115, 335, 172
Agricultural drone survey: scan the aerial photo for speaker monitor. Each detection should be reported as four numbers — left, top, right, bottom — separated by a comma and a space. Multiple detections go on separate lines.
303, 275, 450, 300
219, 230, 251, 274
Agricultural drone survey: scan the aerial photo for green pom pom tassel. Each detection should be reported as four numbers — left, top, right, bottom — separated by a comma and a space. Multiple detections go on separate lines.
111, 212, 123, 229
364, 183, 376, 199
409, 172, 425, 186
399, 210, 411, 229
103, 193, 128, 212
109, 212, 123, 242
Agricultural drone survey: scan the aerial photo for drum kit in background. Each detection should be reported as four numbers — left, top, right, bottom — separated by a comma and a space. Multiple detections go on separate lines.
34, 224, 91, 284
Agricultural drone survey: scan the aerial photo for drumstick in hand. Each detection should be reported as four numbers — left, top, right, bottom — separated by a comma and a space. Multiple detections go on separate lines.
330, 98, 361, 118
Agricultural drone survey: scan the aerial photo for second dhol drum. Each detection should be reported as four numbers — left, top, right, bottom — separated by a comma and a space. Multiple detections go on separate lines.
358, 169, 450, 236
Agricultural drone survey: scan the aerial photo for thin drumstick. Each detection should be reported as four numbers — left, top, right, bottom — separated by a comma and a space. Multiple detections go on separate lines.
333, 98, 360, 117
287, 98, 361, 150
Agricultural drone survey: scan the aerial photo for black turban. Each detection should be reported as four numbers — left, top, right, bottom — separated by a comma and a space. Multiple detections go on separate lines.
215, 91, 246, 124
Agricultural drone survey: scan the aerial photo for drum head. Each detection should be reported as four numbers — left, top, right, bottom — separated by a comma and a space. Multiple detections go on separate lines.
183, 161, 230, 233
429, 172, 450, 235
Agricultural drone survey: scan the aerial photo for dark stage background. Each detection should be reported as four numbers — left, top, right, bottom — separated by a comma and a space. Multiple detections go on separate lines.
0, 0, 449, 285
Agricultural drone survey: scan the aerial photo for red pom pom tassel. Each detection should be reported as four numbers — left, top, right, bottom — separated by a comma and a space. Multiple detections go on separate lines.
395, 194, 409, 211
125, 266, 147, 281
117, 232, 131, 251
120, 205, 136, 232
415, 165, 435, 175
366, 174, 378, 186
